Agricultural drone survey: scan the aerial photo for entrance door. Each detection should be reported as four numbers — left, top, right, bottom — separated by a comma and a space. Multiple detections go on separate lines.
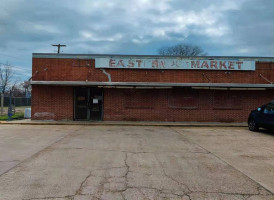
88, 88, 103, 121
74, 88, 89, 120
74, 87, 103, 121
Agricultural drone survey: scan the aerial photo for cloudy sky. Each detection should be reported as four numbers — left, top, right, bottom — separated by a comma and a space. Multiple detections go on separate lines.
0, 0, 274, 81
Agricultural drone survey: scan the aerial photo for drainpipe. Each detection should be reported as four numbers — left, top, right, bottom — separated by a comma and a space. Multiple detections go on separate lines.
101, 69, 112, 82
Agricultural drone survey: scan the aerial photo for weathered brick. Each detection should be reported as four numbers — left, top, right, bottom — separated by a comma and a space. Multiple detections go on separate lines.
31, 58, 274, 122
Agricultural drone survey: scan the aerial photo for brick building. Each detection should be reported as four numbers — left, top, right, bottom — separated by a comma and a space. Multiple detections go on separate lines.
31, 54, 274, 122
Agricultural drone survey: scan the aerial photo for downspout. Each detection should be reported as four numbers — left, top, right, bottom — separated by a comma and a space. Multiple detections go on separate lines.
101, 69, 112, 82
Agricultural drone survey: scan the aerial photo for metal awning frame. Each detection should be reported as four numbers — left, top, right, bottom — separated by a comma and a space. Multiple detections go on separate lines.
30, 81, 274, 90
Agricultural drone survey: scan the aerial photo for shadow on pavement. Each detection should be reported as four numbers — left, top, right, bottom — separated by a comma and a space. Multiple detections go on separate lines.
258, 128, 274, 136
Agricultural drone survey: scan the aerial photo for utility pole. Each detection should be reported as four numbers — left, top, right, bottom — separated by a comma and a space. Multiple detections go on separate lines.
0, 86, 3, 115
52, 44, 66, 54
8, 90, 12, 121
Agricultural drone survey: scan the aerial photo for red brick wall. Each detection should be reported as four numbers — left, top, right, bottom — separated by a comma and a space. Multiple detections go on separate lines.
104, 88, 274, 122
31, 85, 73, 120
31, 85, 274, 122
32, 58, 274, 84
31, 57, 274, 122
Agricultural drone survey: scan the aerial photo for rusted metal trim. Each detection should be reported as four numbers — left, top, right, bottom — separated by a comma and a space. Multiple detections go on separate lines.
259, 74, 273, 84
30, 81, 274, 88
32, 53, 274, 62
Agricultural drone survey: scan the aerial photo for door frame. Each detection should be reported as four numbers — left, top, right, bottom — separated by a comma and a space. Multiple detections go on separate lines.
73, 87, 104, 121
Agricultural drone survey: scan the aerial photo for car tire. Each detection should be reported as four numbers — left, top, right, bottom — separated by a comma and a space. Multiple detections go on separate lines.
248, 119, 259, 132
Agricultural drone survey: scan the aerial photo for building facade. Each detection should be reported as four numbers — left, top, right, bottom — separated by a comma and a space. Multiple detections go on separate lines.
31, 54, 274, 122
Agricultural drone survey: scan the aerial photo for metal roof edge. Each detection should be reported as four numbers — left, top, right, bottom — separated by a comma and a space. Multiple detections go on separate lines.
30, 81, 274, 88
32, 53, 274, 61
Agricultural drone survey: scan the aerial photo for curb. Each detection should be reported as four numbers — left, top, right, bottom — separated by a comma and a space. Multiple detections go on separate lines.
0, 120, 248, 127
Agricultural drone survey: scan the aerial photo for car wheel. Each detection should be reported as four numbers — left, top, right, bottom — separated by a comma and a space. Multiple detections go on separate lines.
248, 119, 259, 132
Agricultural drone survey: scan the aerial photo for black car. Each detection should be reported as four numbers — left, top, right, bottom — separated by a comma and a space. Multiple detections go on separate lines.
248, 101, 274, 131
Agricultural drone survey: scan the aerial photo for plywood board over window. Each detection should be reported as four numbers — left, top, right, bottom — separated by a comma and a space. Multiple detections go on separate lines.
168, 88, 199, 109
124, 89, 155, 109
72, 59, 93, 67
213, 90, 243, 110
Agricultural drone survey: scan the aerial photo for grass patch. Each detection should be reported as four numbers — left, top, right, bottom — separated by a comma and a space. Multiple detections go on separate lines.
1, 106, 31, 109
0, 112, 24, 121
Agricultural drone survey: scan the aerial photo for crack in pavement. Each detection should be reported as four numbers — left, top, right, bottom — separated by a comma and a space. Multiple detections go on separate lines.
5, 126, 274, 200
72, 150, 192, 199
123, 152, 129, 190
75, 170, 93, 195
115, 152, 129, 200
153, 153, 192, 195
0, 126, 84, 178
170, 127, 274, 196
124, 186, 191, 199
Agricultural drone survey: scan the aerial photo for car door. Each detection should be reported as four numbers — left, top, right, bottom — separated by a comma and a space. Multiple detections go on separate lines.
261, 103, 274, 128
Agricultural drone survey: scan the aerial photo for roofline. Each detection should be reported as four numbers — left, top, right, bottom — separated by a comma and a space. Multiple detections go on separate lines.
30, 81, 274, 88
32, 53, 274, 62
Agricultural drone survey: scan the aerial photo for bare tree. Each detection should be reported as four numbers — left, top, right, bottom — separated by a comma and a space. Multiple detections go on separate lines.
11, 80, 20, 95
21, 80, 31, 96
0, 62, 13, 94
158, 43, 207, 56
0, 62, 13, 114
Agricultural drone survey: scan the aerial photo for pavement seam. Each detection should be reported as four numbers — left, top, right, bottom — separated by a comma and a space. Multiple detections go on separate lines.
22, 196, 74, 200
47, 147, 211, 155
0, 126, 83, 178
170, 127, 274, 196
189, 190, 273, 196
0, 160, 20, 162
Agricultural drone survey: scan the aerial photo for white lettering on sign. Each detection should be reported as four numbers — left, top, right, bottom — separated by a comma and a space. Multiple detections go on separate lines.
95, 58, 255, 71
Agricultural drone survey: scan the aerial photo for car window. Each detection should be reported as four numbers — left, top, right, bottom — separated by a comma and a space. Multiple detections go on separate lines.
264, 103, 274, 114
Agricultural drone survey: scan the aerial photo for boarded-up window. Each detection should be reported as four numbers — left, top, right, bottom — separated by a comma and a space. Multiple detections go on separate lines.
72, 59, 93, 67
124, 89, 155, 109
213, 91, 242, 110
168, 88, 198, 109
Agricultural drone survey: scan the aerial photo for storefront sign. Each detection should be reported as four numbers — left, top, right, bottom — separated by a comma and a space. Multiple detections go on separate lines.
95, 58, 255, 71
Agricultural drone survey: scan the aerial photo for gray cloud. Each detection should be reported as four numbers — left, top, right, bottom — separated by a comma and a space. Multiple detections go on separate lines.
0, 0, 273, 80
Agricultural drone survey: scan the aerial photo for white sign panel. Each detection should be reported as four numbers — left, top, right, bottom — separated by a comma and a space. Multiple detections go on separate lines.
93, 98, 98, 104
95, 58, 255, 71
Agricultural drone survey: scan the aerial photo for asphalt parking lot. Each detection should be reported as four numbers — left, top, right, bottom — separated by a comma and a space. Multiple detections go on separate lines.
0, 125, 273, 200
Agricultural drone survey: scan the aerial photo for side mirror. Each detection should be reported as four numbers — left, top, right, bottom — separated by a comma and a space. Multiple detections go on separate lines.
257, 107, 261, 111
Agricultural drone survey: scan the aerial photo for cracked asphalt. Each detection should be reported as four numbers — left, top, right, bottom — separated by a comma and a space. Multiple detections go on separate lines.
0, 125, 273, 200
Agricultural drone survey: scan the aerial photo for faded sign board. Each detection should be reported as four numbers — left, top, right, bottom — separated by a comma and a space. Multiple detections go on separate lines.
95, 57, 255, 71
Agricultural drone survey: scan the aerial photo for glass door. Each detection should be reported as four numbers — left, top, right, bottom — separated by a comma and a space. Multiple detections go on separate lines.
74, 87, 103, 121
74, 88, 88, 120
89, 88, 103, 121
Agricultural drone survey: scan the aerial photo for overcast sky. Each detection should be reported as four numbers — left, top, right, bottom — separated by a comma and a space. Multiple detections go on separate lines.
0, 0, 274, 81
